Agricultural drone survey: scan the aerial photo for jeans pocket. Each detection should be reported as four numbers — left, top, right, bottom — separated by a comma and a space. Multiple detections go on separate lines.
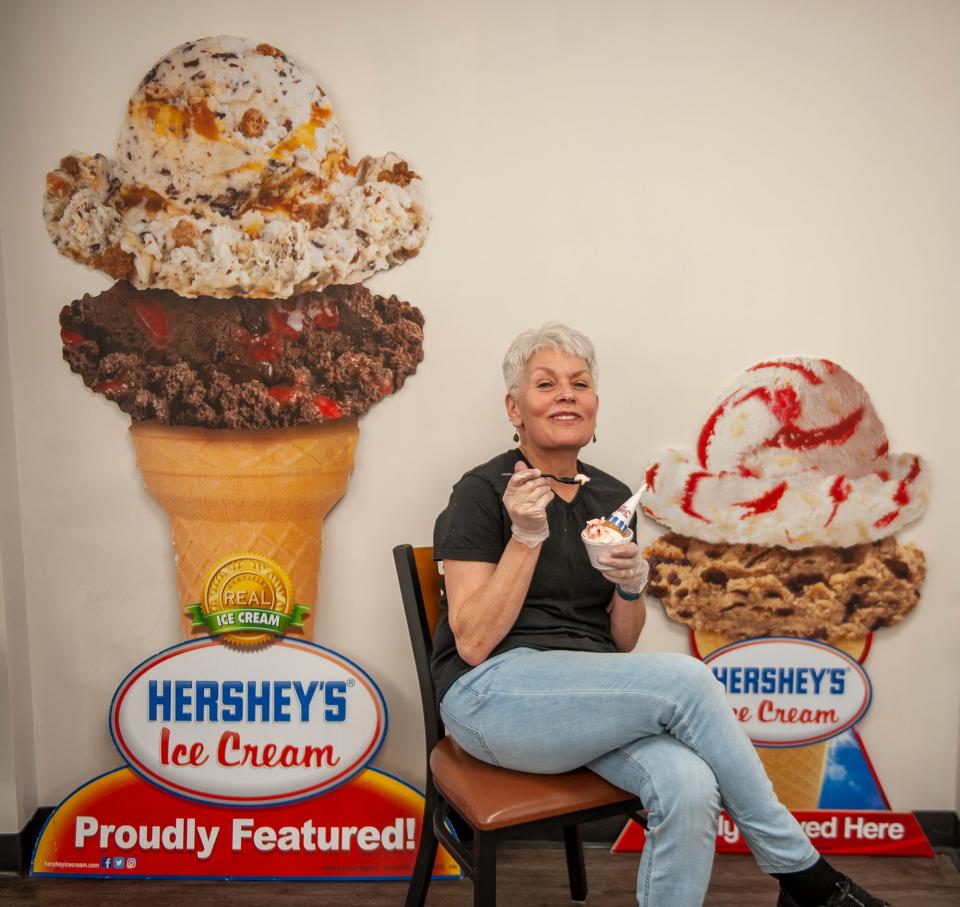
439, 700, 501, 767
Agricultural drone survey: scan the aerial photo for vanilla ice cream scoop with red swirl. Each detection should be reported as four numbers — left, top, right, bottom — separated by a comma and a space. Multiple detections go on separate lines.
43, 36, 429, 299
640, 358, 929, 550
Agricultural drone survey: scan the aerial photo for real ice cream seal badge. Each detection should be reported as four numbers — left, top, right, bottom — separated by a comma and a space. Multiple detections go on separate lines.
187, 553, 308, 646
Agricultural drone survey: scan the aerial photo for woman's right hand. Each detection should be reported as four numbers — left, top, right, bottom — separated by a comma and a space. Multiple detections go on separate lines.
503, 460, 554, 547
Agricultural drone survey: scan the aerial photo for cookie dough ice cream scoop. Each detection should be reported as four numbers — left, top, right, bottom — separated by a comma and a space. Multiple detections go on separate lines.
44, 35, 430, 299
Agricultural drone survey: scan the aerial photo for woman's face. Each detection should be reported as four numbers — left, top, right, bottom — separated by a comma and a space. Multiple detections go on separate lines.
506, 348, 598, 455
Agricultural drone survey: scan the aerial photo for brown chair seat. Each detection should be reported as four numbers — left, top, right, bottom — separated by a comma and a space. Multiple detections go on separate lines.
431, 736, 637, 831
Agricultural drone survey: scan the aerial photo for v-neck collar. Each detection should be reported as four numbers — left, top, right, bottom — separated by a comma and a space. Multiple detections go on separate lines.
511, 447, 587, 509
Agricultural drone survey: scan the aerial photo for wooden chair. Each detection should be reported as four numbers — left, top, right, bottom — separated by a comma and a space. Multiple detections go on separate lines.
393, 544, 645, 907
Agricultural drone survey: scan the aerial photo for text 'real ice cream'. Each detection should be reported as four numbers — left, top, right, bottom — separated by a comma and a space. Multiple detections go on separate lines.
43, 36, 430, 299
640, 358, 929, 549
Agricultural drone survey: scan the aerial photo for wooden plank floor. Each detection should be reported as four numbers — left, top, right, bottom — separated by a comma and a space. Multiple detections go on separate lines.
1, 850, 957, 905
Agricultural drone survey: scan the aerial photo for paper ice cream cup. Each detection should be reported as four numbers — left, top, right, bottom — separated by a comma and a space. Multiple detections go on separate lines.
582, 528, 633, 571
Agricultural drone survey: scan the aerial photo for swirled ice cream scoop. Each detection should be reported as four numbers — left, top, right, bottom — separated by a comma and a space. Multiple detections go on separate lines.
640, 358, 929, 549
582, 519, 626, 542
43, 36, 429, 299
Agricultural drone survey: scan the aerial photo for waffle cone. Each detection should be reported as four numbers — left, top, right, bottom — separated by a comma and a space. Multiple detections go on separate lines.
130, 419, 359, 644
693, 630, 868, 810
756, 744, 829, 810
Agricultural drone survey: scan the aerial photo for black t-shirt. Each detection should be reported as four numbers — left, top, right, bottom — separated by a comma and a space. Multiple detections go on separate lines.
431, 449, 634, 703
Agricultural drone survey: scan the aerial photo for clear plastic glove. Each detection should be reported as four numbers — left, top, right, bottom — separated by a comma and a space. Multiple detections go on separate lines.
503, 460, 554, 547
599, 542, 650, 595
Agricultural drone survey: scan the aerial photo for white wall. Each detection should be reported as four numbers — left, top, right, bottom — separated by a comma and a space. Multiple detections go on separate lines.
0, 227, 38, 833
1, 0, 958, 831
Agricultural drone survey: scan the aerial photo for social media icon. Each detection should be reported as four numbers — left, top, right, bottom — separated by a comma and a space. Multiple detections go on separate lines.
113, 857, 126, 869
127, 857, 137, 869
101, 856, 112, 869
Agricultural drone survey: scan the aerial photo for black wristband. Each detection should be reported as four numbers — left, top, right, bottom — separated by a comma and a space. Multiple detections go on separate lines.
615, 584, 642, 601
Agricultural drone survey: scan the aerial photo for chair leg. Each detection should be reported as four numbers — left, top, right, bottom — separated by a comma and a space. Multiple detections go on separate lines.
563, 824, 588, 902
405, 785, 441, 907
473, 831, 497, 907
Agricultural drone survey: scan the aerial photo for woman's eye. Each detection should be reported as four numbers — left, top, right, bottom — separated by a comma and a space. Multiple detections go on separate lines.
537, 381, 553, 389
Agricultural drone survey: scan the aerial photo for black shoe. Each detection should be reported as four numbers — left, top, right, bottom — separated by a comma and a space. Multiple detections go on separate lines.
777, 877, 891, 907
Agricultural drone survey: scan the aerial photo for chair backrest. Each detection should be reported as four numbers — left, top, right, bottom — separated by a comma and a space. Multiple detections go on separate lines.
393, 544, 444, 757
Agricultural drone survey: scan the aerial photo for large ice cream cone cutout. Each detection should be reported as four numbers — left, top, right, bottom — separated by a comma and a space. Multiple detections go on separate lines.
641, 358, 928, 811
45, 36, 429, 649
693, 630, 867, 810
131, 419, 358, 644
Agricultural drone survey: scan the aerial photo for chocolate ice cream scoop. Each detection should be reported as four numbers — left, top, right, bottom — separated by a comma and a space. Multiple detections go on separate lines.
60, 281, 423, 429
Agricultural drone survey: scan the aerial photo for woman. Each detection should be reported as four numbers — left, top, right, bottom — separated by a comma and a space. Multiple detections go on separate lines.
431, 323, 891, 907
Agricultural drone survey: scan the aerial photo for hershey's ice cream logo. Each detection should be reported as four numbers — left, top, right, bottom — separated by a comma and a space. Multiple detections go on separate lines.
710, 666, 847, 696
111, 639, 386, 805
703, 638, 871, 747
147, 679, 348, 723
147, 679, 348, 770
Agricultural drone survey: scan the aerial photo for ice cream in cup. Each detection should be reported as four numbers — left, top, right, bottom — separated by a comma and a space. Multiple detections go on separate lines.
582, 488, 642, 571
582, 520, 633, 571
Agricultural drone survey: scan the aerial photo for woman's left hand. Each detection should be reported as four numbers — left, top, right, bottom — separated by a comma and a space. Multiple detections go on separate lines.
599, 542, 649, 596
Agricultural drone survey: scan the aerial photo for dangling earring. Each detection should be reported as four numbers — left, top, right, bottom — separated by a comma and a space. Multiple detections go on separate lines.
593, 433, 597, 444
513, 431, 520, 443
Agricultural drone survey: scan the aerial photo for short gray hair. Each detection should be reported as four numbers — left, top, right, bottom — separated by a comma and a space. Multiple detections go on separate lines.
502, 322, 598, 395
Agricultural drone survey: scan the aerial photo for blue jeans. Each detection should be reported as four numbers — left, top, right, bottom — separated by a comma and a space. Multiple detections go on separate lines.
440, 647, 818, 907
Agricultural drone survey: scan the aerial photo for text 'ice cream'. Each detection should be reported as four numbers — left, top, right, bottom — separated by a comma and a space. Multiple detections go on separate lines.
44, 36, 430, 300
